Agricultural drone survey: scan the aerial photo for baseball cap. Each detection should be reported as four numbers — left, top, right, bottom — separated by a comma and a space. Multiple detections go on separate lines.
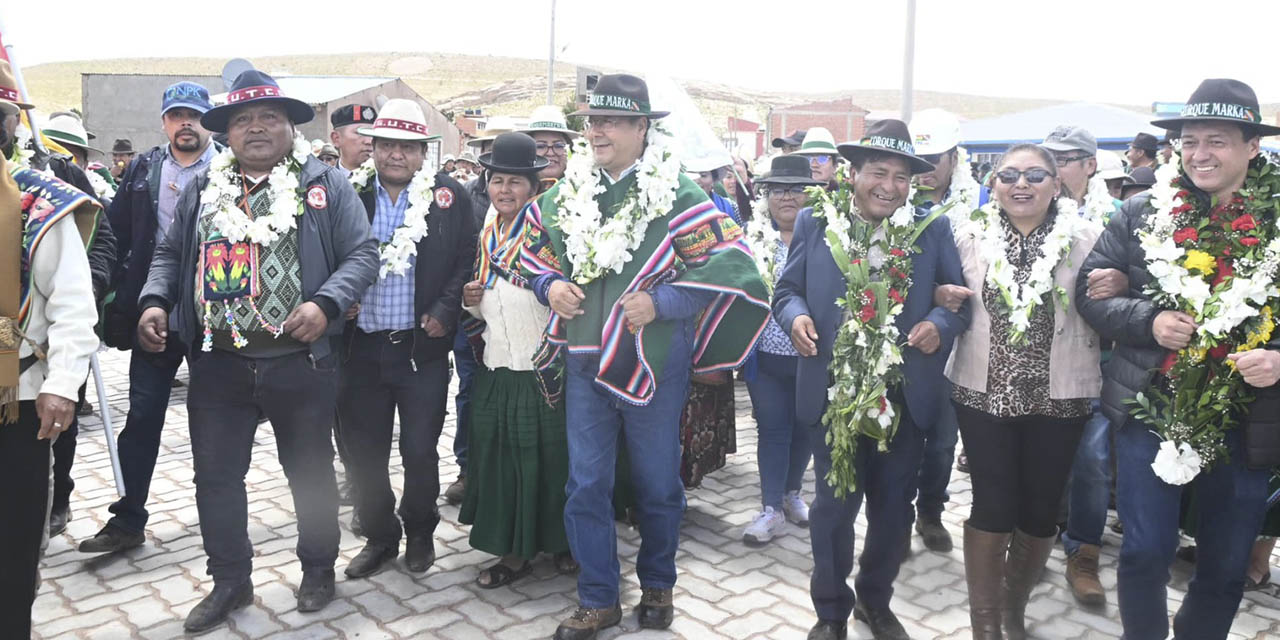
162, 82, 213, 115
1041, 125, 1097, 155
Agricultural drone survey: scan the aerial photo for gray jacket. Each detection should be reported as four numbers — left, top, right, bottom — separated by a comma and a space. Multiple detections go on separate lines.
140, 155, 379, 360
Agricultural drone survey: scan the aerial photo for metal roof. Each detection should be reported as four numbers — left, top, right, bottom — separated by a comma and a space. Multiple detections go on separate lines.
960, 102, 1165, 150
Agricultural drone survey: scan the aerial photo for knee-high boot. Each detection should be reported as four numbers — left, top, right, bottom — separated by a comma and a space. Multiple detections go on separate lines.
1002, 528, 1055, 640
963, 524, 1010, 640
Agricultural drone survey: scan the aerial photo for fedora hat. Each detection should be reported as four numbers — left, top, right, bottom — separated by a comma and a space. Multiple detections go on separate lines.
791, 127, 839, 157
479, 132, 550, 175
1152, 78, 1280, 136
1130, 132, 1159, 153
756, 155, 823, 186
111, 138, 135, 154
571, 74, 669, 119
357, 99, 439, 141
43, 113, 101, 153
520, 104, 580, 139
468, 115, 518, 148
838, 119, 934, 175
771, 129, 807, 149
201, 69, 314, 133
0, 60, 33, 116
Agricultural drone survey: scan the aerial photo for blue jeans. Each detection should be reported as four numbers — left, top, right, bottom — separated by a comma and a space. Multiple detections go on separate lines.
106, 345, 186, 532
809, 397, 925, 620
1115, 418, 1269, 640
563, 355, 690, 609
915, 385, 958, 519
452, 329, 477, 473
745, 352, 808, 509
1062, 400, 1111, 556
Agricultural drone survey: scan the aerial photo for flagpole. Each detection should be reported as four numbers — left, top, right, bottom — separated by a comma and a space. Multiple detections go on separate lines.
547, 0, 557, 105
901, 0, 916, 122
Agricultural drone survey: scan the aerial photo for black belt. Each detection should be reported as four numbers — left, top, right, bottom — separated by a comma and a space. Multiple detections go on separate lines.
359, 329, 415, 344
19, 354, 39, 374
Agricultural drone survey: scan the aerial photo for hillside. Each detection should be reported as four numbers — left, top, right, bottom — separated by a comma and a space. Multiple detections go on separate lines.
20, 51, 1192, 133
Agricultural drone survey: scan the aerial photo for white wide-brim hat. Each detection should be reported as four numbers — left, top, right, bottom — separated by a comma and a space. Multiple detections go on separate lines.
520, 104, 580, 139
357, 99, 439, 141
790, 127, 839, 156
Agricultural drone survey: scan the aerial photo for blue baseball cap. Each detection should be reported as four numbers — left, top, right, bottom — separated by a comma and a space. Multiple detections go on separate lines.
162, 82, 213, 115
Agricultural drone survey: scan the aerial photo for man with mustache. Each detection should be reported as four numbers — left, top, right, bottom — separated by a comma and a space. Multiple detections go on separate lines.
76, 82, 219, 555
136, 70, 379, 633
337, 99, 475, 580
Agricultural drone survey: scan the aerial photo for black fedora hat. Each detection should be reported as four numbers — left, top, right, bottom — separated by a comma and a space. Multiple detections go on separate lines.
571, 74, 669, 119
837, 119, 935, 174
771, 129, 808, 149
756, 155, 823, 186
1151, 78, 1280, 136
1130, 132, 1159, 152
1121, 166, 1158, 199
478, 132, 550, 175
201, 69, 314, 133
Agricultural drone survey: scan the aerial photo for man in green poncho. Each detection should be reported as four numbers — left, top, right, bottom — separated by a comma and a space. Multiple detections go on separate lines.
521, 73, 769, 640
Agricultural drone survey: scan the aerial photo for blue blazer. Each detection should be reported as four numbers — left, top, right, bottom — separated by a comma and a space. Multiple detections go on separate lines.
772, 207, 970, 429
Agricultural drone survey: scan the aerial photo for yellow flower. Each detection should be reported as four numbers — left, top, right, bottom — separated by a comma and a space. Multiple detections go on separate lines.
1182, 250, 1216, 275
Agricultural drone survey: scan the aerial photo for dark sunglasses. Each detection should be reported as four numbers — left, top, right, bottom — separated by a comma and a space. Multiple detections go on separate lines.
995, 168, 1055, 184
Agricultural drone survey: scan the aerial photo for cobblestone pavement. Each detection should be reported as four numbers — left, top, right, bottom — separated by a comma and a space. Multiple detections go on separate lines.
32, 350, 1280, 639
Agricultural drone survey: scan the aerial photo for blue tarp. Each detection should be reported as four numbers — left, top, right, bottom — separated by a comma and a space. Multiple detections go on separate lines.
960, 102, 1166, 155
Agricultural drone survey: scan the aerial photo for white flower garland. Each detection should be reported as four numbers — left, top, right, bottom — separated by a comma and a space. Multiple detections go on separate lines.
940, 147, 981, 228
348, 156, 377, 191
86, 169, 116, 200
555, 121, 682, 285
743, 192, 781, 294
1081, 174, 1116, 224
1139, 155, 1280, 337
970, 196, 1089, 344
201, 133, 311, 247
375, 166, 438, 278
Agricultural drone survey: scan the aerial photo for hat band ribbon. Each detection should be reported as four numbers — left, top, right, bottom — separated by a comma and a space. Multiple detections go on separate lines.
373, 118, 427, 135
228, 85, 283, 104
1179, 102, 1261, 124
587, 93, 648, 114
0, 87, 20, 103
799, 140, 836, 152
528, 120, 568, 130
47, 131, 89, 147
860, 135, 915, 155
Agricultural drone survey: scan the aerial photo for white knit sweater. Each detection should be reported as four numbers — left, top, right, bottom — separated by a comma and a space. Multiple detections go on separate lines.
18, 215, 98, 402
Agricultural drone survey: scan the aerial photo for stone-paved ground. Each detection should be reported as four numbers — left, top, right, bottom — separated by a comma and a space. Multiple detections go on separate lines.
32, 350, 1280, 639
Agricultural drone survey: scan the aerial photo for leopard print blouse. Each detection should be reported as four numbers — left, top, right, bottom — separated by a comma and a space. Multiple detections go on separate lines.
953, 213, 1091, 419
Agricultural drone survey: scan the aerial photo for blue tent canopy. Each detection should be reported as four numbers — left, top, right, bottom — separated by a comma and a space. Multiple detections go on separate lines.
960, 102, 1166, 156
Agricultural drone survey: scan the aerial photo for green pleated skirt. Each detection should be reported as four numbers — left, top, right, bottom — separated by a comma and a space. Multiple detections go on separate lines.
459, 366, 570, 559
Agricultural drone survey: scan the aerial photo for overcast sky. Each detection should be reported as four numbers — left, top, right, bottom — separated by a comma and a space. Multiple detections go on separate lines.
3, 0, 1277, 106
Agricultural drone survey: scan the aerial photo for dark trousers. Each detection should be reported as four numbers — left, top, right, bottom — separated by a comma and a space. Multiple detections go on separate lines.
187, 349, 340, 585
50, 382, 85, 512
0, 401, 53, 639
915, 384, 958, 519
451, 329, 477, 473
1115, 418, 1268, 640
809, 400, 925, 620
954, 402, 1085, 537
105, 345, 185, 532
338, 330, 450, 549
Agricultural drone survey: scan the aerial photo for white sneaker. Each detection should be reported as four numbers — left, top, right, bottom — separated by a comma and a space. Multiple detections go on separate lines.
743, 507, 786, 545
782, 490, 810, 527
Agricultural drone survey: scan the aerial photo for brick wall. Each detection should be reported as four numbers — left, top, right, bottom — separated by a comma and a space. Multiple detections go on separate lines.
767, 98, 869, 146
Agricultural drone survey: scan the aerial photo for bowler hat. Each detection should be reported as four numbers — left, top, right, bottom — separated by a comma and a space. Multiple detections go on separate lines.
756, 155, 824, 186
837, 119, 935, 175
201, 69, 314, 133
1130, 132, 1159, 153
478, 132, 550, 175
1152, 78, 1280, 136
571, 74, 669, 119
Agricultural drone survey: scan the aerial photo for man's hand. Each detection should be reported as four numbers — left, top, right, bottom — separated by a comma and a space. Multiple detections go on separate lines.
907, 320, 941, 354
35, 393, 75, 441
549, 280, 586, 318
462, 281, 484, 308
137, 307, 168, 352
1153, 310, 1197, 351
1087, 268, 1129, 300
790, 315, 819, 357
933, 284, 974, 313
619, 291, 657, 329
283, 301, 328, 343
344, 303, 360, 321
421, 314, 448, 338
1228, 350, 1280, 388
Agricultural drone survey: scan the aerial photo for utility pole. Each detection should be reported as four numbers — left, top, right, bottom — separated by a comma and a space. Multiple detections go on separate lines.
547, 0, 556, 105
901, 0, 916, 122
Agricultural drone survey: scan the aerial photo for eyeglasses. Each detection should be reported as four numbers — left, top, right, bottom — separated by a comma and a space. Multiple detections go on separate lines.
585, 116, 634, 131
1053, 154, 1092, 167
765, 185, 809, 197
808, 155, 832, 165
535, 141, 569, 154
995, 168, 1055, 184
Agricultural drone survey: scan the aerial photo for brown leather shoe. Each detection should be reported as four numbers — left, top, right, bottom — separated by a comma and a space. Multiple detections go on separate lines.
553, 603, 622, 640
443, 475, 466, 506
1066, 544, 1106, 606
637, 587, 673, 629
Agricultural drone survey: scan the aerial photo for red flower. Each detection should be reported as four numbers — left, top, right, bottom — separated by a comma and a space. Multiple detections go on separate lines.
863, 288, 876, 303
852, 258, 862, 265
878, 396, 888, 412
889, 248, 907, 257
1231, 215, 1258, 231
1208, 344, 1232, 360
1160, 352, 1178, 375
889, 289, 905, 304
889, 267, 907, 280
1212, 257, 1234, 287
859, 303, 876, 323
1241, 236, 1261, 246
1172, 227, 1199, 244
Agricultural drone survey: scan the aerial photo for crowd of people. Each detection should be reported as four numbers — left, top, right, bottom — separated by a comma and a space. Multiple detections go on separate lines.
3, 57, 1279, 640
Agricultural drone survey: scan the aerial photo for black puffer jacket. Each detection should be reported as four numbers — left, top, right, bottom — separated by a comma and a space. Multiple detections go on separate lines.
1074, 192, 1167, 427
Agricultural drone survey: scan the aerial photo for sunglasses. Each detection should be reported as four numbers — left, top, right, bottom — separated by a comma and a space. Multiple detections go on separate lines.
808, 155, 833, 165
995, 168, 1055, 184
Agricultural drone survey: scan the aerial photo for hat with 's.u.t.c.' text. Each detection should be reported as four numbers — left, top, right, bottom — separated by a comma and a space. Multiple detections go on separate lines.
1151, 78, 1280, 136
200, 69, 314, 133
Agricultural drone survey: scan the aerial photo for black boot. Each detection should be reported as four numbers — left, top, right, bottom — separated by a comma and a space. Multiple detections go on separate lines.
183, 580, 253, 634
297, 568, 335, 612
